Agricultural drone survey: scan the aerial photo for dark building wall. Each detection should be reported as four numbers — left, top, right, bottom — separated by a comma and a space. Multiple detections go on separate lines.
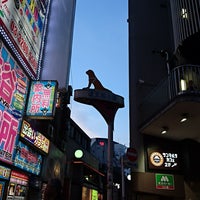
129, 0, 200, 199
129, 0, 174, 171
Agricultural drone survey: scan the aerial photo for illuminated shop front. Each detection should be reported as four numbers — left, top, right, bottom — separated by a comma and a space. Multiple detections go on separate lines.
82, 186, 103, 200
7, 170, 29, 200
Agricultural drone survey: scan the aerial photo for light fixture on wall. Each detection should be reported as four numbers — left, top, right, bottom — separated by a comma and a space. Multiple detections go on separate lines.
161, 126, 168, 134
180, 79, 187, 91
180, 113, 189, 123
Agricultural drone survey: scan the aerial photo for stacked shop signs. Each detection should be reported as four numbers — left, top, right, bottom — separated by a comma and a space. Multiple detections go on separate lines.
0, 0, 53, 199
0, 40, 31, 200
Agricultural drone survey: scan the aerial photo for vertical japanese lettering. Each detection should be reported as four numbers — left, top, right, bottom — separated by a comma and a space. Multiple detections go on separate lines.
0, 111, 18, 153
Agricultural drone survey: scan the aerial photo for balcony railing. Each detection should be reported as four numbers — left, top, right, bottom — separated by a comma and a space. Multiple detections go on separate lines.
139, 65, 200, 124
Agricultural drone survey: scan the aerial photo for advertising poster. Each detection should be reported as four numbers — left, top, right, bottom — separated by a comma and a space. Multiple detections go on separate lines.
0, 0, 49, 78
20, 120, 50, 154
26, 80, 58, 119
13, 141, 42, 175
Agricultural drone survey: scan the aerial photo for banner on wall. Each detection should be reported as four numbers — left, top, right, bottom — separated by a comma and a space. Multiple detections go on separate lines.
13, 141, 42, 175
20, 120, 50, 154
0, 0, 49, 78
26, 80, 58, 119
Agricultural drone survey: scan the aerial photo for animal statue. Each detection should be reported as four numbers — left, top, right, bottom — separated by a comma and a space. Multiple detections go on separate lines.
84, 70, 110, 91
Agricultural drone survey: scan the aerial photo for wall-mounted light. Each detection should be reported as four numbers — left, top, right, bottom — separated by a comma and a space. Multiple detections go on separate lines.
161, 126, 168, 134
180, 79, 187, 91
180, 113, 189, 123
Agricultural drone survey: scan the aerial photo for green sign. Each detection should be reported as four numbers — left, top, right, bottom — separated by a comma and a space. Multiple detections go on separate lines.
92, 189, 98, 200
155, 174, 175, 190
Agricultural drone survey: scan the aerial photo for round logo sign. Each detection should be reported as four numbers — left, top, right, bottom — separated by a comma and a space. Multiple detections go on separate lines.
150, 152, 164, 167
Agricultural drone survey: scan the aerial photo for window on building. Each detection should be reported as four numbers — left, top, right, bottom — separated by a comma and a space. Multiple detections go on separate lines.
181, 8, 188, 19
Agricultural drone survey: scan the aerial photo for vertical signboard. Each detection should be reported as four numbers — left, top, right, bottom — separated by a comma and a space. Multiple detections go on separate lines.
0, 0, 49, 78
26, 80, 58, 119
0, 42, 29, 164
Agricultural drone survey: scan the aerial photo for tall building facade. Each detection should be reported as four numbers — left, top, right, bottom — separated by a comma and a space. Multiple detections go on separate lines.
129, 0, 200, 199
0, 0, 76, 199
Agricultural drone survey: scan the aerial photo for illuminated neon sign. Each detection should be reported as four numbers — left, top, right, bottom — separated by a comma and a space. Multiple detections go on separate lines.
147, 148, 180, 171
14, 141, 42, 175
20, 120, 50, 153
0, 106, 19, 164
0, 0, 49, 78
26, 80, 58, 118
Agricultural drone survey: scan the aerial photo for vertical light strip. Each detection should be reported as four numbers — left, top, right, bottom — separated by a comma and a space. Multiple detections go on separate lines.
190, 0, 197, 33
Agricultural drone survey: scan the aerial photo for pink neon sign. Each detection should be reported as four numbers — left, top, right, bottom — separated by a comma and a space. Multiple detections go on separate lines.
0, 110, 19, 163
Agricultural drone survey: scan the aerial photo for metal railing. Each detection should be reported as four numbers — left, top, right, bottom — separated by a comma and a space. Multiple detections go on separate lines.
139, 65, 200, 124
